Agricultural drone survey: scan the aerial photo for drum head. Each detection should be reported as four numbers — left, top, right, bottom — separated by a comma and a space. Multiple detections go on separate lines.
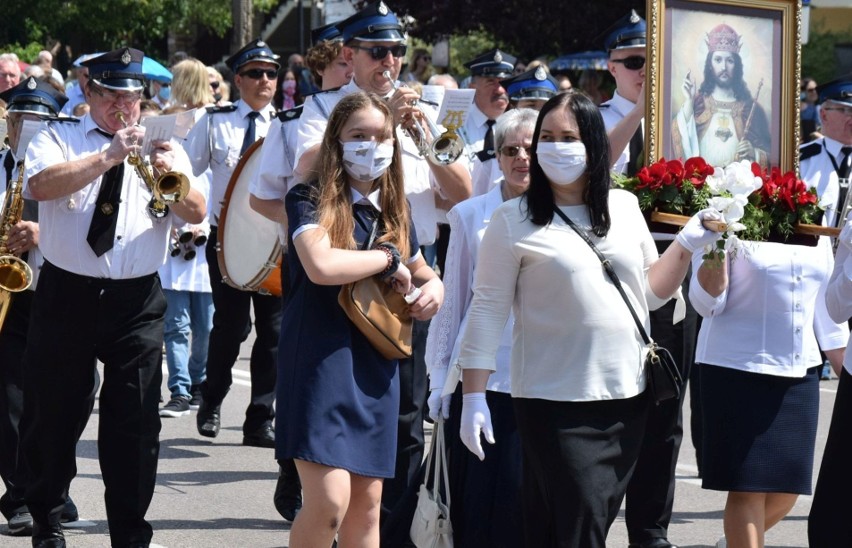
218, 139, 283, 294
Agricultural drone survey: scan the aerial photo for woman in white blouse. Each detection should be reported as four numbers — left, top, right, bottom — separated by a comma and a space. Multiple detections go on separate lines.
424, 107, 538, 547
692, 236, 846, 548
455, 91, 719, 546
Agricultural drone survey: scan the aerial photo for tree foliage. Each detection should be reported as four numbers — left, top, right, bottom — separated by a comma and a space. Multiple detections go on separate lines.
801, 22, 852, 84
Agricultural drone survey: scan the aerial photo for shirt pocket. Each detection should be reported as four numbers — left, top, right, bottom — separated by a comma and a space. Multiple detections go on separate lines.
212, 143, 239, 168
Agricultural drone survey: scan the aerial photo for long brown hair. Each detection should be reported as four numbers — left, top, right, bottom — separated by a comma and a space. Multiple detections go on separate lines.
314, 91, 411, 258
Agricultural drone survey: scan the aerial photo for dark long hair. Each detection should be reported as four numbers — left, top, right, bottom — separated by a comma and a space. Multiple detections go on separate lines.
700, 51, 750, 102
525, 90, 612, 237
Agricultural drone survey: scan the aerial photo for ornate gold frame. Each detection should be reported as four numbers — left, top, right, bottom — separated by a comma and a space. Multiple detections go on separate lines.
646, 0, 802, 174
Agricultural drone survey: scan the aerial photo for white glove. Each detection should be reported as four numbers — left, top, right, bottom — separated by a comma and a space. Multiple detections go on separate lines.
460, 392, 495, 461
427, 388, 451, 422
675, 208, 723, 252
839, 219, 852, 252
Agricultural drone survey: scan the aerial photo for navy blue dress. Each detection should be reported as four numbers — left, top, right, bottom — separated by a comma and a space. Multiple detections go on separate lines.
275, 183, 418, 478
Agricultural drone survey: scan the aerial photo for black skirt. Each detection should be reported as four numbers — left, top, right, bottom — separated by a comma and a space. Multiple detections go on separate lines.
699, 364, 819, 494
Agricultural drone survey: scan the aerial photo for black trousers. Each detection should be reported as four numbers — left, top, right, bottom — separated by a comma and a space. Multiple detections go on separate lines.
379, 318, 429, 546
0, 289, 33, 519
625, 247, 697, 544
19, 262, 164, 546
204, 227, 282, 433
809, 368, 852, 546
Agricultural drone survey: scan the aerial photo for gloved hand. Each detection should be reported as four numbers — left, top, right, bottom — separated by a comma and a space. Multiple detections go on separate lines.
427, 388, 451, 422
460, 392, 495, 461
676, 208, 723, 252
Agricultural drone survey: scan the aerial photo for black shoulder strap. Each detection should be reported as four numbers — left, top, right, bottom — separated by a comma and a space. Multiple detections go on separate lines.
276, 105, 304, 123
205, 104, 238, 114
799, 141, 822, 162
552, 205, 651, 345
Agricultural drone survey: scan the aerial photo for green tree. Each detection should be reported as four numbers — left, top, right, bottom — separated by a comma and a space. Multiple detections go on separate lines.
802, 22, 852, 84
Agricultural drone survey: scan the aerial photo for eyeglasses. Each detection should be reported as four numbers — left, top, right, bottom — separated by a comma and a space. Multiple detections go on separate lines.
90, 85, 142, 103
351, 44, 408, 60
610, 56, 646, 71
805, 87, 817, 92
500, 145, 532, 157
823, 106, 852, 116
239, 68, 278, 80
210, 81, 220, 90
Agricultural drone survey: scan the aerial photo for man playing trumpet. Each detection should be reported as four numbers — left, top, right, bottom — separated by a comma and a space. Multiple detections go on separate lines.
20, 47, 205, 547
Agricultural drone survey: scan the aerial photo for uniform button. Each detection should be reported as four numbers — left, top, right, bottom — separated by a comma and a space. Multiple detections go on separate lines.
795, 353, 801, 359
795, 302, 802, 309
795, 327, 802, 333
796, 275, 802, 282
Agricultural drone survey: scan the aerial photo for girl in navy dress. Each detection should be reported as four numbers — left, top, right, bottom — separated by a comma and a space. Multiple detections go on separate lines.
278, 91, 443, 547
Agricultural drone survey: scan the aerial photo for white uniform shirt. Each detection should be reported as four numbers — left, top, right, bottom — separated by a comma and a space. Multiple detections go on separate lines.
800, 136, 850, 228
158, 171, 212, 293
458, 190, 669, 401
60, 83, 86, 117
183, 99, 276, 225
293, 79, 444, 246
1, 149, 44, 288
463, 103, 503, 197
826, 234, 852, 375
600, 90, 640, 176
691, 240, 847, 378
425, 183, 512, 395
25, 114, 197, 279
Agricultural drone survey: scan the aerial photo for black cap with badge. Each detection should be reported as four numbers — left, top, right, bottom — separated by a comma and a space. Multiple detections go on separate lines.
0, 76, 68, 117
336, 1, 405, 44
311, 22, 343, 45
226, 39, 281, 73
817, 74, 852, 108
501, 66, 558, 103
465, 48, 517, 79
81, 48, 145, 91
601, 9, 647, 52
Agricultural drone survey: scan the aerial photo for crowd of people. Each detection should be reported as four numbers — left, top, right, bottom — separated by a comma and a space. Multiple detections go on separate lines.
0, 1, 851, 547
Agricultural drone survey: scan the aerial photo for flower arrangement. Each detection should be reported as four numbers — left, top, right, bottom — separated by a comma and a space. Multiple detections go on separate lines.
616, 157, 827, 253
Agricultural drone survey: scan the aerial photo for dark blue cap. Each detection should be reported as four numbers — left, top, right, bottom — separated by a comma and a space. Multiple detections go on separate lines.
311, 22, 343, 45
337, 1, 404, 43
82, 48, 145, 91
817, 74, 852, 107
0, 76, 68, 117
465, 48, 517, 78
602, 10, 647, 52
501, 66, 558, 102
226, 39, 281, 73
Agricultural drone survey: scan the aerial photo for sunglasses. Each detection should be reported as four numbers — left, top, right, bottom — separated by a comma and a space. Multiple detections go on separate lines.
210, 81, 220, 89
611, 56, 646, 71
500, 145, 532, 157
239, 68, 278, 80
823, 106, 852, 116
352, 44, 408, 60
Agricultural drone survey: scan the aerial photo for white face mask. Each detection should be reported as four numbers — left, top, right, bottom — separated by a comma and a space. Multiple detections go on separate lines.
536, 141, 587, 186
340, 140, 395, 182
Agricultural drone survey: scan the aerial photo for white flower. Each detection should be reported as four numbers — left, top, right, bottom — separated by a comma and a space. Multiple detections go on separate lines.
708, 195, 747, 223
705, 160, 762, 199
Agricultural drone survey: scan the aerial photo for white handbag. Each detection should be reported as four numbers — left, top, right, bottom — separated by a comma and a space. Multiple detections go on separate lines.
410, 417, 453, 548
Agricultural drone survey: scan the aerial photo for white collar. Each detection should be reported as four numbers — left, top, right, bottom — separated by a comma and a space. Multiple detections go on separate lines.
350, 186, 382, 211
236, 99, 274, 121
606, 90, 637, 116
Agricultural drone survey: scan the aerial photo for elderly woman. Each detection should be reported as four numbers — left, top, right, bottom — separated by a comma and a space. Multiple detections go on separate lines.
691, 235, 846, 548
425, 107, 538, 547
455, 91, 720, 547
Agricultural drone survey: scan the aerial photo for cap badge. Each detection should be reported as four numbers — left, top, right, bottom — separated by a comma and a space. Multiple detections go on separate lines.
286, 110, 296, 118
534, 66, 547, 81
378, 2, 388, 15
257, 40, 267, 48
26, 78, 37, 90
630, 10, 640, 24
494, 51, 503, 64
121, 50, 131, 65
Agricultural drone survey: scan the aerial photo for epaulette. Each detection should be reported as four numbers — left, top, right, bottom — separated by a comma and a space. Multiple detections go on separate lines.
599, 104, 611, 109
205, 104, 238, 114
304, 85, 343, 98
799, 141, 822, 162
276, 105, 304, 123
46, 116, 80, 123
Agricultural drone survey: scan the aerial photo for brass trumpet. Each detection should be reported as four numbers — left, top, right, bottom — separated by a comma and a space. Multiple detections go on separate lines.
115, 112, 190, 218
383, 71, 464, 165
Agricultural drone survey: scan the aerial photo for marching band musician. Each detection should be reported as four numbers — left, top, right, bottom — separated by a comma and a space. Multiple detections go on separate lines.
182, 39, 282, 449
499, 65, 559, 112
20, 47, 206, 547
248, 22, 353, 522
0, 77, 80, 538
290, 2, 465, 544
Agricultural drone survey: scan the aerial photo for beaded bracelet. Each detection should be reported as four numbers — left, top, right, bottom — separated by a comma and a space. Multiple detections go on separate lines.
375, 243, 401, 280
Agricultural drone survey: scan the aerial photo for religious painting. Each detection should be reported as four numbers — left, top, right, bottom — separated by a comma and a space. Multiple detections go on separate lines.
646, 0, 801, 173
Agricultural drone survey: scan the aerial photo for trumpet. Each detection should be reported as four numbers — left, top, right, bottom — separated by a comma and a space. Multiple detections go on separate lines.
115, 112, 190, 218
382, 71, 464, 166
0, 159, 33, 333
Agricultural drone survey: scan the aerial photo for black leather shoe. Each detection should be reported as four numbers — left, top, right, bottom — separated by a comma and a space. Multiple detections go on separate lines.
196, 401, 221, 438
7, 510, 33, 536
628, 539, 678, 548
274, 459, 303, 521
60, 496, 78, 523
243, 424, 275, 448
32, 521, 65, 547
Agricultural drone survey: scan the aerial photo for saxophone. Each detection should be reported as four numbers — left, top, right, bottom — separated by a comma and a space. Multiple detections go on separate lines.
0, 157, 34, 333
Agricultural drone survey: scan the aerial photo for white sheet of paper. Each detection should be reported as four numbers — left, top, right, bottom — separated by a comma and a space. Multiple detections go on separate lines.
140, 114, 177, 157
0, 120, 7, 150
420, 85, 445, 110
436, 89, 475, 129
17, 120, 44, 159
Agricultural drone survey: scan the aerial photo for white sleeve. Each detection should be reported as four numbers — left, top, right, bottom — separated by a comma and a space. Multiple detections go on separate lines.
294, 97, 328, 172
826, 240, 852, 325
182, 112, 212, 177
251, 119, 291, 200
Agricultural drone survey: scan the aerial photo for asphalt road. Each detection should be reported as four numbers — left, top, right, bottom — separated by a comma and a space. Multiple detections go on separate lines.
1, 339, 835, 547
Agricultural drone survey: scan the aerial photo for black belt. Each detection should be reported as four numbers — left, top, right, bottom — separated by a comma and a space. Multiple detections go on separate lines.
43, 261, 157, 289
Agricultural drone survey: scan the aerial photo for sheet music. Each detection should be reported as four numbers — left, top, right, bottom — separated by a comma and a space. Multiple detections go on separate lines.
436, 89, 475, 129
140, 114, 178, 156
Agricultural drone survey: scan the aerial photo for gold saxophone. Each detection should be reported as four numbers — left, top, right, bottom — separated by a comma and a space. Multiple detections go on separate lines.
115, 112, 190, 218
0, 158, 34, 333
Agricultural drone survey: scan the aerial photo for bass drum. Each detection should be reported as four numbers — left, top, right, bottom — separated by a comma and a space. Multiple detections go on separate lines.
217, 138, 283, 296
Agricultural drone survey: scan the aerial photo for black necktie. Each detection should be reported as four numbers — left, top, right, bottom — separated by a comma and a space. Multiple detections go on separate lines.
4, 151, 14, 189
475, 119, 496, 163
627, 125, 644, 177
240, 111, 261, 156
839, 146, 852, 180
86, 162, 125, 257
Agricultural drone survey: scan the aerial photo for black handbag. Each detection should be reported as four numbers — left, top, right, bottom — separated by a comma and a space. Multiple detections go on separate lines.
552, 206, 683, 404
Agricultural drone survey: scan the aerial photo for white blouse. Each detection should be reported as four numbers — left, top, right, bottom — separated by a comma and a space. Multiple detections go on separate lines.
457, 189, 668, 402
425, 184, 512, 395
823, 236, 852, 375
691, 239, 847, 377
